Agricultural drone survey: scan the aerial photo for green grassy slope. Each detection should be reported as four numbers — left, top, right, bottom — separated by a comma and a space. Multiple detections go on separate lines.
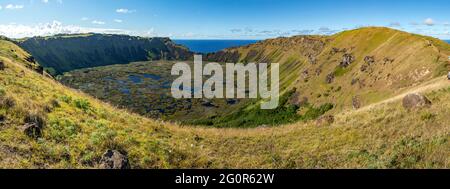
0, 29, 449, 168
0, 37, 44, 74
203, 27, 450, 121
57, 27, 450, 128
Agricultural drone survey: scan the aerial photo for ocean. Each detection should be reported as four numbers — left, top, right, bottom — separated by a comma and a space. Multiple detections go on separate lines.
174, 40, 260, 54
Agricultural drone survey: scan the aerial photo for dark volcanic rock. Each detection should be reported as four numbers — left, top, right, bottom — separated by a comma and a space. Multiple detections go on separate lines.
340, 53, 355, 68
330, 47, 347, 55
0, 60, 5, 70
201, 99, 217, 107
326, 73, 335, 84
23, 123, 42, 139
22, 114, 45, 139
302, 69, 309, 78
316, 115, 335, 125
364, 56, 375, 64
360, 64, 369, 72
383, 57, 395, 64
226, 99, 239, 105
245, 50, 260, 61
308, 54, 317, 65
100, 150, 130, 169
315, 68, 322, 76
402, 93, 432, 110
35, 65, 44, 75
288, 92, 308, 106
351, 78, 359, 85
352, 96, 362, 109
25, 56, 36, 64
330, 47, 340, 55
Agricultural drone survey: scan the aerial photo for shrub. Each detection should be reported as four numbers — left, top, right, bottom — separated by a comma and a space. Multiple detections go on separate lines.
23, 113, 46, 139
187, 89, 335, 128
47, 118, 81, 142
59, 95, 72, 104
388, 137, 424, 168
334, 66, 350, 77
0, 96, 15, 109
50, 99, 60, 108
89, 121, 118, 149
44, 67, 57, 76
24, 113, 45, 128
73, 98, 91, 112
301, 103, 334, 121
0, 87, 5, 96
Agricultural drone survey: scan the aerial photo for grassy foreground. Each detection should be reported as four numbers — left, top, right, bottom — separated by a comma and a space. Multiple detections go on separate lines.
59, 27, 450, 129
0, 31, 449, 168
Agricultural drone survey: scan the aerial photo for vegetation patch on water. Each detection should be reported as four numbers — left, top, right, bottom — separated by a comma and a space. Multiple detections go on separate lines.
187, 89, 334, 128
59, 61, 249, 121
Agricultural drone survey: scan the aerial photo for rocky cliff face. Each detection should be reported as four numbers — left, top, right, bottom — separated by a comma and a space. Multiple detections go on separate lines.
17, 34, 193, 75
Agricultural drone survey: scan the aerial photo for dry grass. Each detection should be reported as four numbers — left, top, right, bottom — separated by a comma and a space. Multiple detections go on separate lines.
0, 28, 449, 168
212, 27, 449, 116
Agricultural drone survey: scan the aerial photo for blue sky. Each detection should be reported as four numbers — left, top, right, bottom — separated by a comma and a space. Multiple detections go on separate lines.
0, 0, 450, 39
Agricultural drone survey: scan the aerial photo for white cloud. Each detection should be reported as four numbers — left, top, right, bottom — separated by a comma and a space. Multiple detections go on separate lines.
81, 17, 89, 21
92, 20, 105, 25
116, 8, 136, 14
143, 28, 157, 36
226, 27, 342, 39
5, 4, 24, 10
114, 19, 123, 23
0, 21, 165, 38
424, 18, 434, 26
0, 5, 2, 10
41, 0, 62, 4
0, 21, 130, 38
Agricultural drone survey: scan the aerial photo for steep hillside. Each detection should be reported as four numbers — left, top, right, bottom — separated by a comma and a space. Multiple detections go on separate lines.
56, 27, 450, 128
0, 35, 449, 168
205, 27, 450, 115
0, 37, 46, 75
1, 37, 184, 168
17, 34, 193, 75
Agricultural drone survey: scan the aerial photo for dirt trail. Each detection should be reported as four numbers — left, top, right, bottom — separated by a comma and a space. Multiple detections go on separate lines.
354, 76, 450, 113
